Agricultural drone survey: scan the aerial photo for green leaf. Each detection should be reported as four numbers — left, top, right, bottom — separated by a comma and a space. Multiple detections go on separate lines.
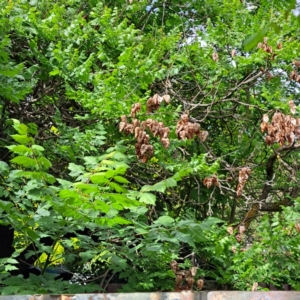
154, 216, 175, 226
6, 145, 32, 155
73, 182, 99, 193
32, 145, 45, 152
173, 231, 196, 247
0, 200, 13, 212
113, 175, 129, 184
243, 26, 269, 51
90, 173, 109, 184
37, 157, 52, 170
11, 119, 28, 135
10, 156, 37, 168
68, 163, 85, 177
0, 161, 9, 173
139, 192, 156, 205
36, 206, 51, 217
109, 182, 127, 193
5, 265, 19, 271
11, 134, 33, 145
56, 179, 73, 189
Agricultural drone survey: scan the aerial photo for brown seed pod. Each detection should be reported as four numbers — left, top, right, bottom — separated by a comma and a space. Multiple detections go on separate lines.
190, 266, 198, 277
293, 60, 300, 68
175, 274, 183, 286
197, 279, 204, 290
170, 260, 178, 273
212, 52, 219, 62
239, 225, 246, 235
162, 94, 171, 104
289, 100, 296, 115
227, 227, 234, 235
119, 115, 127, 132
235, 233, 242, 243
130, 103, 141, 117
186, 277, 195, 288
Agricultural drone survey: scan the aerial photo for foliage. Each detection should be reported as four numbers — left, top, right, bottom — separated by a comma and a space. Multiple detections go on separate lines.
1, 0, 300, 294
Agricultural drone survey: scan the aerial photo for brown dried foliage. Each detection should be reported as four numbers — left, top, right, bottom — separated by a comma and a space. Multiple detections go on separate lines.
239, 225, 246, 235
227, 226, 234, 235
212, 52, 219, 62
235, 233, 242, 242
172, 261, 200, 291
203, 175, 219, 189
120, 98, 173, 162
130, 103, 141, 117
119, 114, 153, 162
290, 70, 300, 83
146, 93, 170, 113
289, 100, 296, 115
170, 260, 178, 274
176, 114, 208, 141
261, 112, 300, 146
236, 167, 251, 196
197, 279, 204, 290
293, 60, 300, 68
257, 37, 273, 53
145, 118, 170, 149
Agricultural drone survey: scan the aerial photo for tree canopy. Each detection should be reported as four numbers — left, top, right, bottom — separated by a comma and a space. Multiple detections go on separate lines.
1, 0, 300, 294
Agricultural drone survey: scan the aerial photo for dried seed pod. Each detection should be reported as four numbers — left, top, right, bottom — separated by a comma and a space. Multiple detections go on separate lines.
119, 115, 127, 132
175, 274, 183, 286
227, 227, 234, 235
293, 60, 300, 68
277, 42, 282, 49
239, 225, 246, 235
190, 266, 198, 277
266, 46, 273, 53
235, 233, 242, 242
212, 52, 219, 62
289, 100, 296, 115
186, 277, 195, 288
200, 131, 209, 142
132, 118, 140, 129
161, 137, 170, 149
295, 223, 300, 233
170, 260, 178, 273
236, 167, 251, 196
290, 70, 297, 80
124, 123, 134, 134
231, 49, 236, 57
203, 175, 219, 188
130, 103, 141, 117
251, 282, 258, 291
262, 114, 269, 123
162, 94, 171, 104
134, 126, 142, 139
197, 279, 204, 290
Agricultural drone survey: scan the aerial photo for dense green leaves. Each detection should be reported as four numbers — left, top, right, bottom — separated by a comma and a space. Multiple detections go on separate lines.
1, 0, 300, 294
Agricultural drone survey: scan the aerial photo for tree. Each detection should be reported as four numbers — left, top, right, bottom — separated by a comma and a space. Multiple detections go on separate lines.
0, 0, 300, 294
